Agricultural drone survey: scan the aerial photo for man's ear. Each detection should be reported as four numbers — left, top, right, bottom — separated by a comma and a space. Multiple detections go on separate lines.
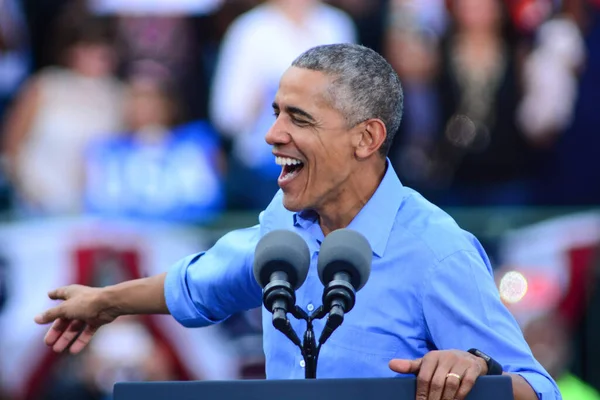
354, 119, 387, 159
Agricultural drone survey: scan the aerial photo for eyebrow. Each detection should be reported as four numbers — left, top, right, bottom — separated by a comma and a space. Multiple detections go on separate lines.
272, 102, 316, 122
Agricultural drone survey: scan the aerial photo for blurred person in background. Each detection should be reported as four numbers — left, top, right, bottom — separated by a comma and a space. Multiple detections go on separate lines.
516, 10, 585, 145
83, 62, 225, 224
325, 0, 391, 54
384, 0, 445, 193
44, 316, 177, 400
0, 0, 31, 213
0, 0, 31, 118
423, 0, 541, 206
522, 313, 600, 400
109, 12, 207, 121
209, 0, 356, 210
534, 0, 600, 205
1, 6, 125, 216
510, 0, 589, 206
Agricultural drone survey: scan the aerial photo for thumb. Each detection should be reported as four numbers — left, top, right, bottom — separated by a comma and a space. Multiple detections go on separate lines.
389, 358, 422, 374
48, 287, 69, 301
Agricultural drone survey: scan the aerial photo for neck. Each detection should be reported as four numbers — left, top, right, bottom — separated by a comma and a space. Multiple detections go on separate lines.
317, 160, 386, 236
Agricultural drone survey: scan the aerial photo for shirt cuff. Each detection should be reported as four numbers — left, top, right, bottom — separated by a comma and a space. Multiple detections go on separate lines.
164, 252, 223, 328
516, 371, 562, 400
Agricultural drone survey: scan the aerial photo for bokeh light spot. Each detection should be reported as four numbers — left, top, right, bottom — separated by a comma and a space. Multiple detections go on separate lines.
499, 271, 528, 304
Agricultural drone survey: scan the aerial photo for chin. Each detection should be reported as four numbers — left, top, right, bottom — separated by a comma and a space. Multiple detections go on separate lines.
281, 193, 305, 213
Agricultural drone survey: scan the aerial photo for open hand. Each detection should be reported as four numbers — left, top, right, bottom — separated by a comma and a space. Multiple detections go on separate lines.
389, 350, 488, 400
34, 285, 118, 354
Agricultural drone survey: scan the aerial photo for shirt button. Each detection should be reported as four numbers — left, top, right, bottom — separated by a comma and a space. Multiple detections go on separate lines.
307, 303, 315, 311
300, 360, 306, 368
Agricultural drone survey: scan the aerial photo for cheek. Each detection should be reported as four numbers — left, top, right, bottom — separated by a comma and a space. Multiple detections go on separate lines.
307, 155, 347, 194
301, 131, 352, 187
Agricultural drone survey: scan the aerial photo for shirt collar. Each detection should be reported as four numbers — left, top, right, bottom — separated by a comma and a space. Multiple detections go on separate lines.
293, 159, 406, 258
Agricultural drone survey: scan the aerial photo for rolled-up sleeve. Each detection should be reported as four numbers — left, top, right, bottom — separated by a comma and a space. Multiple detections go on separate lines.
165, 225, 263, 328
422, 250, 562, 400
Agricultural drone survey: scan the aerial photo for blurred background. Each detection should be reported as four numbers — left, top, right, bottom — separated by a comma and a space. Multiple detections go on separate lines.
0, 0, 599, 399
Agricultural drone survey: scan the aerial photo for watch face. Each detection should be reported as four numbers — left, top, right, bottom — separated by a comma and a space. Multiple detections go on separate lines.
471, 349, 490, 362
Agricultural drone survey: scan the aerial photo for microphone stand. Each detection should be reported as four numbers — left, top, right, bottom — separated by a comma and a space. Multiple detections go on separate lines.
272, 305, 338, 379
265, 281, 354, 379
291, 306, 323, 379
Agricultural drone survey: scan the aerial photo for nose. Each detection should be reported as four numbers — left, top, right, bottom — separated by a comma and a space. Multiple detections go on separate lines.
265, 118, 291, 146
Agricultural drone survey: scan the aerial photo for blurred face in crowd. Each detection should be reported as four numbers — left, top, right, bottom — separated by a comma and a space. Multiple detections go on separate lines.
68, 41, 116, 78
386, 30, 438, 83
265, 67, 371, 213
125, 77, 175, 131
453, 0, 502, 32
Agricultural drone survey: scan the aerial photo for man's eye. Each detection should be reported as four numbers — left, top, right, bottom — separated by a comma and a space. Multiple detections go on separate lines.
272, 112, 280, 119
292, 118, 308, 126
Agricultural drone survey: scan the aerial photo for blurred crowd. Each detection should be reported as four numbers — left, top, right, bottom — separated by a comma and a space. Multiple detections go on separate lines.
1, 0, 600, 399
1, 0, 600, 222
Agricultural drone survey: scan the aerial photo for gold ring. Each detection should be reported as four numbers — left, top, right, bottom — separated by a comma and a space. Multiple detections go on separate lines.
446, 372, 462, 381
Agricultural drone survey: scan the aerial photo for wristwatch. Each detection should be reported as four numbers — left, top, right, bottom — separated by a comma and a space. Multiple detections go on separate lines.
467, 348, 503, 375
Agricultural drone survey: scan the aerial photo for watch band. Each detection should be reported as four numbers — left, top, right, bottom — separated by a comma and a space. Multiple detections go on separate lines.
467, 348, 503, 376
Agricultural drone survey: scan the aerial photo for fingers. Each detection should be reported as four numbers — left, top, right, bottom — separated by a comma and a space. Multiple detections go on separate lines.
415, 355, 438, 400
51, 320, 86, 353
35, 286, 73, 324
441, 366, 469, 400
427, 358, 454, 400
455, 365, 481, 400
36, 285, 98, 354
69, 324, 99, 354
394, 350, 487, 400
43, 318, 71, 346
41, 317, 98, 354
389, 358, 422, 374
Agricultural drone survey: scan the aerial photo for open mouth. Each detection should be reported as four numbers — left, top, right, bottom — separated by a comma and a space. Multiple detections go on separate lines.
276, 156, 304, 183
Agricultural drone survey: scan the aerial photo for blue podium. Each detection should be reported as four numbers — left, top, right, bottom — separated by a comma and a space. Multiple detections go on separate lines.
114, 376, 514, 400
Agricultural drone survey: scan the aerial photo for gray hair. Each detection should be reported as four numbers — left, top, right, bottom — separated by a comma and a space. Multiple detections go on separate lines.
291, 43, 403, 156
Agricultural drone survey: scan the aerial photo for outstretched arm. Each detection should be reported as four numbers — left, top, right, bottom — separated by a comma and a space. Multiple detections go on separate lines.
36, 222, 264, 354
34, 273, 168, 354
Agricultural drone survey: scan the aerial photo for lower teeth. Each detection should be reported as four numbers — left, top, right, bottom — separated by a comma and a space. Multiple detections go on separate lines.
284, 166, 302, 179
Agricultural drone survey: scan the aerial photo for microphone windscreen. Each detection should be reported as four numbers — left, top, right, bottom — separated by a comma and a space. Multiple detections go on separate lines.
253, 230, 310, 290
317, 229, 372, 291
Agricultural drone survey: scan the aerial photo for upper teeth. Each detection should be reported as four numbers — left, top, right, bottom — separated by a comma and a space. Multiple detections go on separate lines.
276, 157, 302, 166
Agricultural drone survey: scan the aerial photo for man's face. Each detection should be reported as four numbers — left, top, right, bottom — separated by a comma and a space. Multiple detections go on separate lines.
265, 67, 359, 212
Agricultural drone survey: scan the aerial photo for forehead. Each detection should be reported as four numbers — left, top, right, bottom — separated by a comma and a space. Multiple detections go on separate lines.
274, 67, 333, 109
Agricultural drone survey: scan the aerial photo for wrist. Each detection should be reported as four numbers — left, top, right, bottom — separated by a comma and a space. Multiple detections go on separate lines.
467, 348, 503, 375
101, 274, 168, 316
477, 356, 489, 375
100, 285, 125, 317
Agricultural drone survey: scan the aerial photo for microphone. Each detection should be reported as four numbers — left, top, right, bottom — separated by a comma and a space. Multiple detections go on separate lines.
253, 229, 310, 343
317, 228, 371, 344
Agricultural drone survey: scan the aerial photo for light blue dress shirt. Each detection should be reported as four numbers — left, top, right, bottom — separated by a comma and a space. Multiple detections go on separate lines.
165, 162, 561, 400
